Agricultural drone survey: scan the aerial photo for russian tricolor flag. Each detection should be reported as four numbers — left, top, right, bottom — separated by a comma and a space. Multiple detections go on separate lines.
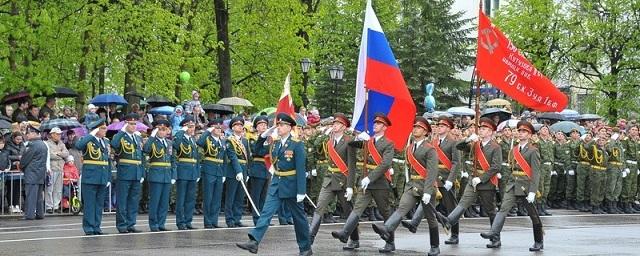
351, 0, 416, 150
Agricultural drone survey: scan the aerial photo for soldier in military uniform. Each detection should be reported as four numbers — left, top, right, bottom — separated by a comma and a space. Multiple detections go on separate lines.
551, 131, 571, 210
196, 119, 227, 228
565, 129, 581, 210
590, 133, 609, 214
247, 116, 270, 225
498, 127, 515, 210
302, 120, 321, 214
225, 116, 251, 227
437, 118, 502, 248
480, 120, 543, 252
400, 117, 461, 245
576, 133, 594, 212
76, 118, 111, 235
236, 113, 312, 256
331, 113, 395, 253
372, 117, 441, 256
111, 113, 145, 233
605, 128, 625, 214
173, 117, 201, 229
308, 113, 356, 245
621, 125, 640, 213
144, 120, 176, 231
536, 126, 554, 214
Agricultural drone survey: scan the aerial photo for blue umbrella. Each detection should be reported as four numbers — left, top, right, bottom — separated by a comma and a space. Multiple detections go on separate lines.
90, 93, 128, 106
560, 109, 580, 121
447, 106, 475, 116
149, 106, 175, 116
550, 121, 583, 134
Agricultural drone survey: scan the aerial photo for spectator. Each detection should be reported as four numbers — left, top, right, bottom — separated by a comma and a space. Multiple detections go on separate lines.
62, 106, 74, 119
12, 100, 30, 122
40, 112, 51, 123
0, 136, 9, 211
40, 97, 56, 120
192, 105, 207, 130
108, 104, 123, 121
83, 104, 100, 127
20, 125, 49, 220
45, 127, 69, 213
184, 90, 201, 114
1, 105, 14, 120
65, 130, 83, 174
170, 105, 185, 135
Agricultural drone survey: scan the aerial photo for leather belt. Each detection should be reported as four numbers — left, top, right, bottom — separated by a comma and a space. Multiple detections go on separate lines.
274, 170, 296, 177
178, 158, 197, 163
626, 160, 637, 165
512, 171, 527, 177
84, 160, 109, 166
609, 162, 623, 166
356, 162, 378, 170
253, 157, 265, 162
410, 175, 424, 180
203, 157, 223, 163
119, 159, 142, 165
149, 162, 171, 167
591, 165, 607, 171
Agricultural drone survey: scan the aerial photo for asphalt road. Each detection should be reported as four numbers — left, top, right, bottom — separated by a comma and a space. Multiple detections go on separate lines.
0, 210, 638, 256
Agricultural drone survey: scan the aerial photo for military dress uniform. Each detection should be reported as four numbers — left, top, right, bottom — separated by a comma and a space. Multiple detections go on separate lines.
225, 117, 251, 227
605, 138, 625, 213
372, 117, 441, 256
173, 117, 201, 229
550, 138, 571, 212
576, 139, 594, 211
438, 118, 502, 247
590, 140, 609, 214
565, 134, 581, 209
308, 114, 357, 245
401, 117, 461, 244
236, 113, 312, 256
480, 121, 543, 252
76, 118, 111, 235
143, 120, 176, 231
537, 136, 554, 209
331, 113, 395, 253
111, 113, 145, 233
247, 116, 271, 225
621, 133, 640, 213
195, 119, 227, 228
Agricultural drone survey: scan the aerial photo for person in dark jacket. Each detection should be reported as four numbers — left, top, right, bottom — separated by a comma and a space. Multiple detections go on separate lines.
20, 126, 49, 220
6, 132, 26, 213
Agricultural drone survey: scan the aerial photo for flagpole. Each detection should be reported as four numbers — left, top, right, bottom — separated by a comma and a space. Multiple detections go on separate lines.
473, 1, 483, 192
362, 89, 369, 178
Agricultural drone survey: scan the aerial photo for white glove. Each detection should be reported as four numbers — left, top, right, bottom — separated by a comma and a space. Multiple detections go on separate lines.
246, 176, 249, 182
637, 169, 640, 175
140, 177, 145, 183
355, 132, 370, 141
461, 171, 469, 178
568, 170, 575, 176
90, 128, 99, 136
471, 177, 481, 187
422, 193, 431, 205
171, 179, 176, 184
134, 131, 141, 137
269, 166, 275, 175
526, 192, 536, 203
622, 171, 628, 178
466, 133, 479, 143
389, 168, 394, 175
236, 172, 244, 181
611, 133, 620, 140
311, 169, 317, 176
360, 176, 370, 191
120, 123, 128, 132
207, 127, 214, 133
150, 128, 158, 137
496, 173, 502, 179
625, 168, 630, 174
261, 126, 277, 138
181, 126, 188, 131
306, 172, 309, 178
324, 127, 334, 135
197, 178, 200, 183
345, 188, 353, 201
296, 194, 305, 203
222, 177, 226, 183
106, 182, 111, 188
551, 171, 558, 176
444, 180, 453, 191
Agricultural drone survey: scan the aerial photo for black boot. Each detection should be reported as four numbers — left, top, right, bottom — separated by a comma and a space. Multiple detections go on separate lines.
323, 213, 336, 223
529, 224, 544, 251
342, 239, 360, 250
299, 249, 313, 256
309, 213, 322, 245
481, 212, 505, 248
428, 227, 440, 256
517, 203, 527, 216
374, 208, 384, 221
378, 240, 395, 253
536, 203, 546, 216
541, 203, 552, 216
372, 212, 402, 243
332, 212, 359, 243
444, 224, 459, 244
606, 201, 617, 214
400, 204, 424, 233
236, 238, 259, 254
567, 200, 576, 210
440, 206, 465, 233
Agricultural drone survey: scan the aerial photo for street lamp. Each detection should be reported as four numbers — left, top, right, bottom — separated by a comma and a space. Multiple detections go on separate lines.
300, 58, 312, 107
329, 65, 344, 113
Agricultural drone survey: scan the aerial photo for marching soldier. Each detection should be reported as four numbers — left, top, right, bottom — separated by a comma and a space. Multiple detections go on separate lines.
590, 133, 609, 214
308, 113, 357, 244
605, 128, 625, 214
111, 113, 145, 233
247, 116, 270, 225
437, 117, 502, 248
225, 116, 251, 227
480, 120, 543, 251
576, 132, 594, 212
621, 125, 640, 213
236, 113, 312, 256
144, 120, 176, 231
196, 119, 227, 228
331, 113, 395, 253
173, 117, 201, 229
536, 126, 554, 214
400, 117, 461, 245
76, 118, 111, 235
372, 117, 441, 256
552, 131, 571, 210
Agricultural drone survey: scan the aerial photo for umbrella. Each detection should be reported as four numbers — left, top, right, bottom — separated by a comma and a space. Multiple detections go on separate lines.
107, 121, 149, 132
2, 91, 31, 104
41, 118, 82, 131
146, 95, 174, 107
257, 107, 277, 116
217, 97, 253, 107
90, 93, 128, 106
481, 108, 512, 124
71, 127, 87, 137
37, 87, 78, 98
579, 114, 602, 121
497, 119, 519, 131
0, 119, 11, 129
447, 106, 475, 116
486, 98, 511, 107
423, 111, 452, 119
295, 113, 306, 126
537, 112, 564, 121
149, 106, 175, 116
550, 121, 582, 134
559, 109, 580, 121
203, 104, 234, 114
533, 123, 544, 132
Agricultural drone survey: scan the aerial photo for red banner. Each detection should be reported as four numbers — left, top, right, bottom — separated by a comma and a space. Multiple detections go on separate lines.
476, 10, 568, 112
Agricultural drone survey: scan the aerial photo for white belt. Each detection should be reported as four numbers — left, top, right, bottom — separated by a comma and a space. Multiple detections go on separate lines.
543, 162, 552, 166
626, 160, 638, 165
501, 163, 510, 167
555, 162, 564, 166
465, 161, 473, 165
393, 158, 405, 164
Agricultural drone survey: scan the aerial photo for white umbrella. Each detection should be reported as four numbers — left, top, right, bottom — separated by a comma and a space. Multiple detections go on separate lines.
217, 97, 254, 107
447, 106, 475, 116
497, 119, 520, 132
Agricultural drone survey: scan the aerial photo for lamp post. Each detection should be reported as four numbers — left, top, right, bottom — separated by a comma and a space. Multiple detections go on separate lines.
300, 58, 312, 107
329, 64, 344, 113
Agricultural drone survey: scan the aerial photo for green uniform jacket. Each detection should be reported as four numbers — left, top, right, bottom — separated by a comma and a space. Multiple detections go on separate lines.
434, 134, 461, 187
623, 138, 640, 165
507, 143, 541, 196
456, 139, 503, 191
321, 134, 356, 191
348, 136, 394, 190
405, 139, 439, 197
554, 140, 572, 173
